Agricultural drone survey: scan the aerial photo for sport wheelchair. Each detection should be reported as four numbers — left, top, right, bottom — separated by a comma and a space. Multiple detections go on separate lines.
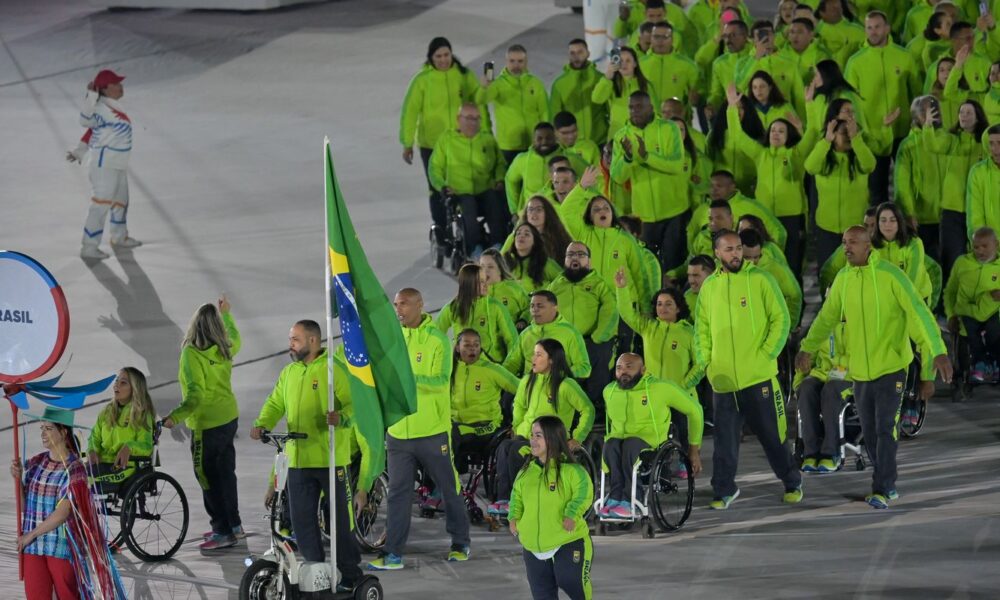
793, 389, 866, 472
91, 420, 189, 562
429, 194, 488, 276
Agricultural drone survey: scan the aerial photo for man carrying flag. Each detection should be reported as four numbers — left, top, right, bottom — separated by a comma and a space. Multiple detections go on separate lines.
323, 141, 420, 581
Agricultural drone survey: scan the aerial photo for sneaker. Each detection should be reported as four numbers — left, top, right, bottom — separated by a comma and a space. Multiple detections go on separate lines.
800, 456, 818, 473
866, 493, 889, 509
447, 544, 470, 562
608, 502, 633, 519
367, 553, 403, 570
709, 489, 740, 510
112, 237, 142, 248
487, 500, 509, 516
336, 580, 356, 593
419, 495, 442, 511
598, 499, 617, 517
783, 486, 804, 504
203, 525, 245, 540
816, 456, 840, 473
971, 362, 988, 383
677, 462, 689, 480
80, 246, 109, 259
199, 534, 237, 550
886, 489, 899, 501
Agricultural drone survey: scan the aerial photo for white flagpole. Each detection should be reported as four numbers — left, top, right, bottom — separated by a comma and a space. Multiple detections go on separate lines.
323, 137, 339, 587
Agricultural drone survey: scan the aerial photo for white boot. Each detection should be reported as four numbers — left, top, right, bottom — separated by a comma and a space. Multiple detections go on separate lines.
80, 246, 109, 259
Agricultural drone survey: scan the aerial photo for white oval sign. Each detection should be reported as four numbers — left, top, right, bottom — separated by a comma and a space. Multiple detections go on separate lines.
0, 252, 70, 382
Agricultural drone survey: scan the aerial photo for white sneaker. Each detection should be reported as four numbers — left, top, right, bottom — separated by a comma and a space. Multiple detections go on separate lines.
80, 246, 109, 259
112, 237, 142, 248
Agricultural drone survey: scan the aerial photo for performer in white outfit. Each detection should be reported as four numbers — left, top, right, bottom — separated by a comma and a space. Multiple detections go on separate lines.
583, 0, 621, 66
69, 69, 141, 259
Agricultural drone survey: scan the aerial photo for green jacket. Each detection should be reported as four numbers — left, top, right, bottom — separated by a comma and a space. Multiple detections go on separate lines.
171, 312, 241, 430
801, 250, 947, 382
734, 52, 806, 119
389, 314, 453, 440
757, 252, 803, 326
686, 192, 788, 249
488, 279, 531, 326
88, 404, 154, 463
603, 374, 704, 448
254, 349, 353, 468
640, 51, 702, 106
894, 127, 946, 224
428, 129, 506, 195
876, 238, 933, 301
610, 118, 687, 222
986, 83, 1000, 126
436, 295, 518, 364
921, 127, 986, 213
804, 137, 877, 234
635, 241, 662, 310
708, 47, 752, 109
478, 68, 549, 151
508, 458, 592, 553
507, 255, 563, 292
615, 0, 696, 56
687, 0, 751, 48
793, 321, 851, 388
550, 62, 609, 144
965, 155, 1000, 242
400, 64, 482, 149
617, 286, 703, 391
844, 44, 921, 141
694, 262, 791, 393
779, 42, 833, 90
901, 2, 934, 45
503, 314, 592, 379
592, 76, 659, 141
706, 129, 759, 195
451, 357, 519, 429
944, 253, 1000, 321
816, 19, 866, 68
512, 373, 594, 442
727, 107, 814, 217
506, 148, 558, 215
564, 138, 602, 169
547, 270, 619, 343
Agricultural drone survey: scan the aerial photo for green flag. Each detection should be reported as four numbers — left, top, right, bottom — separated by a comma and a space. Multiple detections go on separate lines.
325, 141, 417, 489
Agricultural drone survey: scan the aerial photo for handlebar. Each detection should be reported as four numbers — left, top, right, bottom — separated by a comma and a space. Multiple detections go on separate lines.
259, 430, 308, 445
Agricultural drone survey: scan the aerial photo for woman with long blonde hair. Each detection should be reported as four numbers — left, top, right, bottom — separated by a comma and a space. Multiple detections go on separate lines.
88, 367, 155, 479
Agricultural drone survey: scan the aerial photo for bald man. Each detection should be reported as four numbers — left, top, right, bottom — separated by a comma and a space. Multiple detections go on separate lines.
945, 228, 1000, 383
369, 289, 470, 570
798, 227, 952, 509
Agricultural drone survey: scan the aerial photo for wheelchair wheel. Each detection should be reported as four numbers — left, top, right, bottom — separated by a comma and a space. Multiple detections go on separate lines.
898, 398, 926, 439
571, 447, 597, 519
648, 442, 694, 532
355, 472, 388, 553
121, 471, 189, 562
429, 228, 444, 269
482, 428, 510, 502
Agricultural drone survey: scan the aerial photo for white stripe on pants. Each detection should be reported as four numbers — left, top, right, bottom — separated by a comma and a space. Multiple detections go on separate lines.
83, 166, 129, 247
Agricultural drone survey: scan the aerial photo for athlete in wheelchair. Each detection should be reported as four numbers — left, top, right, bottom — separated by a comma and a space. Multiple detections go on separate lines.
88, 367, 189, 561
595, 354, 701, 537
793, 322, 854, 473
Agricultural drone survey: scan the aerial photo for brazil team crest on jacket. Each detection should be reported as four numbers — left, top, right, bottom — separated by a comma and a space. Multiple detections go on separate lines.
549, 481, 557, 491
740, 296, 747, 308
993, 274, 998, 282
479, 317, 486, 327
641, 395, 648, 406
475, 381, 482, 391
671, 340, 678, 350
416, 352, 423, 363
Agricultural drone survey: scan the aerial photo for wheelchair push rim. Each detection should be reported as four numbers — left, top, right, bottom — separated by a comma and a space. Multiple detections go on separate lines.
121, 470, 189, 561
648, 442, 694, 532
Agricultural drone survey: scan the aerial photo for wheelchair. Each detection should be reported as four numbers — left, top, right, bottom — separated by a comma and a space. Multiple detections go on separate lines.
949, 326, 1000, 403
898, 355, 926, 439
91, 421, 189, 562
793, 389, 866, 472
592, 437, 694, 539
429, 194, 488, 276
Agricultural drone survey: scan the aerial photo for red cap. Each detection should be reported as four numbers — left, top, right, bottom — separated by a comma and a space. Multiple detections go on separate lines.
93, 69, 125, 90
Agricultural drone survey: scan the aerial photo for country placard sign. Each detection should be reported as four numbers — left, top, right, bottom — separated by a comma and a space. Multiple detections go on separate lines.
0, 251, 70, 383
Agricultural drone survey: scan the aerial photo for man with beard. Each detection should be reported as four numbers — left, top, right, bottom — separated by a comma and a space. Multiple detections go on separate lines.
548, 242, 619, 403
505, 122, 561, 215
599, 353, 703, 519
550, 39, 609, 145
503, 290, 592, 379
695, 231, 801, 510
478, 44, 549, 165
251, 320, 362, 591
797, 227, 951, 509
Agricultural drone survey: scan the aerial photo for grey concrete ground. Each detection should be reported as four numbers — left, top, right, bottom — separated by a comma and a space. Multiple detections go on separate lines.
1, 0, 998, 597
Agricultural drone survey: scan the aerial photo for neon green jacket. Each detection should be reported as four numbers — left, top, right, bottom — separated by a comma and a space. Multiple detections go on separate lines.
779, 41, 832, 90
389, 314, 453, 440
451, 357, 519, 429
901, 2, 934, 44
734, 52, 807, 120
816, 19, 866, 68
592, 76, 659, 141
506, 148, 557, 215
727, 107, 814, 217
88, 404, 154, 463
802, 250, 947, 382
254, 349, 353, 468
687, 0, 751, 48
706, 129, 759, 194
921, 127, 986, 213
757, 252, 803, 326
965, 155, 1000, 242
603, 374, 704, 448
615, 0, 696, 55
171, 312, 241, 430
635, 241, 662, 310
640, 51, 702, 106
557, 184, 650, 296
512, 373, 594, 442
708, 47, 752, 109
488, 279, 531, 326
793, 321, 851, 388
610, 118, 687, 222
894, 126, 946, 225
564, 138, 601, 168
617, 286, 703, 391
508, 458, 592, 553
686, 192, 788, 249
547, 270, 619, 343
478, 68, 549, 151
877, 238, 933, 301
400, 64, 482, 149
694, 262, 791, 392
503, 314, 592, 379
944, 253, 1000, 321
550, 62, 609, 144
436, 295, 518, 365
428, 129, 506, 195
844, 44, 921, 141
507, 255, 563, 291
804, 137, 877, 234
986, 83, 1000, 125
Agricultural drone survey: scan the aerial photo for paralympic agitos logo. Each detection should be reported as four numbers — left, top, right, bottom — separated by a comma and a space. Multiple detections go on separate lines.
0, 309, 33, 323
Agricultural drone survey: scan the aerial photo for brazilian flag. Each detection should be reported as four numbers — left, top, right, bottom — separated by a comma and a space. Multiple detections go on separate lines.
325, 140, 417, 487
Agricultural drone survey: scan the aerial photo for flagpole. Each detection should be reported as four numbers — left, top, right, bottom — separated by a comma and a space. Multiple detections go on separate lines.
323, 138, 339, 587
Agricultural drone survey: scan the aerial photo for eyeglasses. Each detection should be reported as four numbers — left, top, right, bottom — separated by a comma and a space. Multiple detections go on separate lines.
525, 206, 545, 213
566, 251, 590, 258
